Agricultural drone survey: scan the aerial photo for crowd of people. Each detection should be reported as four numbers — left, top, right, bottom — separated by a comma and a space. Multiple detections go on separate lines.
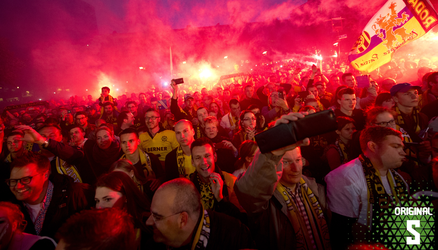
1, 57, 438, 249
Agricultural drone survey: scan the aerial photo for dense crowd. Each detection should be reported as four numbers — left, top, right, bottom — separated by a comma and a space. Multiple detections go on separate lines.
1, 57, 438, 250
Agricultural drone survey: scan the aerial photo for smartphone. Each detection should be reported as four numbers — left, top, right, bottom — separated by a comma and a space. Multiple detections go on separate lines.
255, 110, 337, 153
278, 92, 284, 100
356, 75, 370, 88
173, 78, 184, 85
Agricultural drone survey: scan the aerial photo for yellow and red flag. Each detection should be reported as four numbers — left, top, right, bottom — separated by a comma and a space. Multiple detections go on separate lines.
348, 0, 438, 73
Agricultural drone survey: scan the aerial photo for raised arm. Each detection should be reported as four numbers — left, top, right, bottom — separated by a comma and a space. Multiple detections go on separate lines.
235, 113, 310, 214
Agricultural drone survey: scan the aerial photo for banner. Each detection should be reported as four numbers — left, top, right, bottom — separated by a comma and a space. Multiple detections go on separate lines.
3, 101, 49, 111
349, 0, 438, 73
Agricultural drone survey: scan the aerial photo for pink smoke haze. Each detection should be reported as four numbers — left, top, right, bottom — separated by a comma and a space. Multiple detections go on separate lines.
0, 0, 437, 102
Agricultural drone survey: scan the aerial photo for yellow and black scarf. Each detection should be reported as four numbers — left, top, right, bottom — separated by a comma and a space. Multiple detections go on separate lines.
335, 138, 349, 164
195, 126, 203, 140
177, 146, 195, 178
197, 174, 215, 210
277, 180, 331, 250
395, 106, 421, 134
120, 150, 154, 180
191, 210, 211, 250
359, 154, 409, 227
55, 157, 83, 183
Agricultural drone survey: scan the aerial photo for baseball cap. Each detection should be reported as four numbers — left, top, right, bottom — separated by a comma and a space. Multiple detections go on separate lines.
390, 83, 421, 96
184, 94, 194, 102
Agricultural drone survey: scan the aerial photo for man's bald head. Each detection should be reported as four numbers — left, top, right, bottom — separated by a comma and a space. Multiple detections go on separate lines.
156, 178, 201, 219
174, 120, 195, 147
174, 119, 193, 131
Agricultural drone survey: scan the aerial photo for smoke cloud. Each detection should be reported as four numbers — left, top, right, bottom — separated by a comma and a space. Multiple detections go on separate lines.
0, 0, 436, 103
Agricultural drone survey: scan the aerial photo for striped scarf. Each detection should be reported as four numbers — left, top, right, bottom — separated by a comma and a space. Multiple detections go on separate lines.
55, 157, 83, 183
277, 180, 331, 250
191, 210, 211, 250
26, 181, 54, 235
359, 154, 409, 228
177, 146, 188, 178
395, 106, 421, 134
120, 150, 154, 180
334, 139, 349, 164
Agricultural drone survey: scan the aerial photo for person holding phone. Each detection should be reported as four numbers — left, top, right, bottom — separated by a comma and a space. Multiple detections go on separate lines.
261, 89, 290, 124
170, 80, 197, 124
235, 112, 331, 250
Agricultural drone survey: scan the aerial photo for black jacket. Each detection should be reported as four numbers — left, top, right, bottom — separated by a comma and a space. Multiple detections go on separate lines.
83, 139, 123, 180
203, 209, 255, 250
16, 174, 94, 239
164, 147, 180, 181
170, 98, 195, 122
153, 210, 255, 250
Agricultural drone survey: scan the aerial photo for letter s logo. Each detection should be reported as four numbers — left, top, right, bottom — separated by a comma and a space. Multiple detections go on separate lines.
407, 220, 420, 245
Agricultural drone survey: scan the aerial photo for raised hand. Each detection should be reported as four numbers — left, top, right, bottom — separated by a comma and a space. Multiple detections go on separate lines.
15, 125, 46, 145
209, 172, 224, 202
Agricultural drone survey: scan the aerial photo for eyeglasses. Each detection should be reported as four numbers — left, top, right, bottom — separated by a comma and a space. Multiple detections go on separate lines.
145, 116, 159, 121
151, 211, 184, 223
6, 173, 42, 187
243, 118, 257, 122
375, 119, 395, 127
7, 140, 21, 146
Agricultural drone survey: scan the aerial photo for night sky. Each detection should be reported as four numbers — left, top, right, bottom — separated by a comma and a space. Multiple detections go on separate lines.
0, 0, 437, 104
84, 0, 308, 32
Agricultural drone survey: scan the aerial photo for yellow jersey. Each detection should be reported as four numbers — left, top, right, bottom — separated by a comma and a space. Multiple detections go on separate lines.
139, 128, 179, 162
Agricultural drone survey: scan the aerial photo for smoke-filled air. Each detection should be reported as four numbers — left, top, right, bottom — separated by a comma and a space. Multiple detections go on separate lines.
0, 0, 437, 103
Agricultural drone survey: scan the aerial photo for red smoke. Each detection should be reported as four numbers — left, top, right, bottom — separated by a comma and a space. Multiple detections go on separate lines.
1, 0, 437, 103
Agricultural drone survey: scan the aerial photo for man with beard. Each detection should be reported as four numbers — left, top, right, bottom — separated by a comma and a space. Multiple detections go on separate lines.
74, 111, 96, 140
101, 103, 119, 127
140, 109, 179, 165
